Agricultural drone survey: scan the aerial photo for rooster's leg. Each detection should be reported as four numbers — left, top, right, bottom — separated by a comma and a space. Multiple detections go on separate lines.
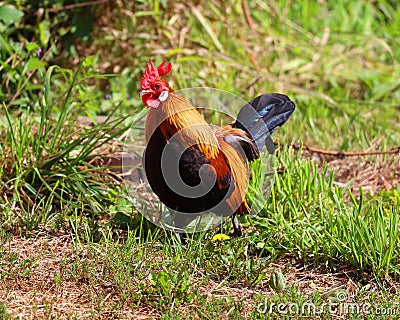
231, 213, 243, 237
170, 209, 188, 244
178, 231, 187, 245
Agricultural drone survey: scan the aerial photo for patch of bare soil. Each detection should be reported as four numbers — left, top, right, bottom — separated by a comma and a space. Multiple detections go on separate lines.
328, 156, 399, 196
299, 147, 399, 197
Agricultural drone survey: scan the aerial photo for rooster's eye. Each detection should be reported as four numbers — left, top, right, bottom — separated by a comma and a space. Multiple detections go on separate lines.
153, 83, 161, 91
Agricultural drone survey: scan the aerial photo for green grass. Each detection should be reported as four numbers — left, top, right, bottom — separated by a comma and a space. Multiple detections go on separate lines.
0, 0, 399, 318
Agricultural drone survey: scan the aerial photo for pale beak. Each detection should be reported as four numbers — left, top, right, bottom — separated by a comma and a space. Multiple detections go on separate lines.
139, 89, 151, 97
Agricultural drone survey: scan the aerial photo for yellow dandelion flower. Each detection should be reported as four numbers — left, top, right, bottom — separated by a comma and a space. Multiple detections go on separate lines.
211, 233, 231, 242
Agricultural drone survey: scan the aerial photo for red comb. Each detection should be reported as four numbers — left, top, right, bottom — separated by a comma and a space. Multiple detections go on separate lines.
141, 59, 172, 89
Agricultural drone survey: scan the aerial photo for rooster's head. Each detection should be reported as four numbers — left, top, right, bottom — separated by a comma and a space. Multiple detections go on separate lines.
140, 59, 173, 108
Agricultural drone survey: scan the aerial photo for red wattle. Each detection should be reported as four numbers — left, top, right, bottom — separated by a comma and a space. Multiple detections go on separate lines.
142, 95, 160, 109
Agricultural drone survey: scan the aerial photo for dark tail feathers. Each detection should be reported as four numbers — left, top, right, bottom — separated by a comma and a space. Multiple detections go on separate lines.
232, 93, 295, 158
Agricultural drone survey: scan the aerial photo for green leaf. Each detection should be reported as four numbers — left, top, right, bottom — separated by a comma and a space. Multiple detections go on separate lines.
38, 20, 51, 46
26, 57, 44, 71
0, 5, 24, 26
269, 269, 286, 293
26, 43, 40, 53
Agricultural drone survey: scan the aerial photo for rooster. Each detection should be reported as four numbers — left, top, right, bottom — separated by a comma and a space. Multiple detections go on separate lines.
140, 59, 295, 239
